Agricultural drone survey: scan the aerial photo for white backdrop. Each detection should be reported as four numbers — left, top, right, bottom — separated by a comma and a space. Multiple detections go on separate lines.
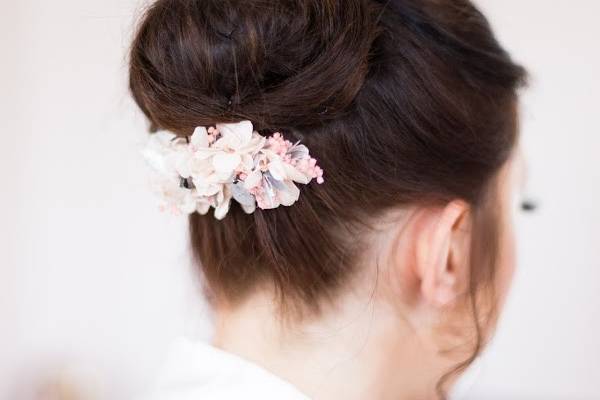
2, 1, 599, 399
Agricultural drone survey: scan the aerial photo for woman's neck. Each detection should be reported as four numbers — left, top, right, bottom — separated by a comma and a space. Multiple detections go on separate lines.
211, 290, 444, 400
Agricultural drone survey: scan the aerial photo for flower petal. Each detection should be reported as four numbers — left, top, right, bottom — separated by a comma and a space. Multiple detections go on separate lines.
238, 134, 267, 155
141, 132, 178, 176
190, 126, 209, 148
195, 183, 221, 197
213, 187, 233, 220
283, 163, 311, 184
243, 169, 263, 190
241, 202, 256, 214
288, 143, 309, 159
278, 181, 300, 206
268, 157, 287, 181
216, 120, 253, 149
196, 199, 212, 215
174, 151, 193, 178
231, 182, 256, 207
180, 195, 198, 214
258, 179, 280, 209
212, 152, 241, 179
188, 157, 213, 178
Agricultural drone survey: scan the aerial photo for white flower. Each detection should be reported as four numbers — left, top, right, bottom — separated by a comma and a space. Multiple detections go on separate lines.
251, 171, 301, 210
175, 127, 225, 197
173, 127, 211, 178
149, 176, 197, 215
231, 181, 257, 214
141, 120, 324, 219
211, 121, 266, 180
267, 154, 311, 184
196, 195, 214, 215
142, 131, 179, 178
213, 183, 233, 220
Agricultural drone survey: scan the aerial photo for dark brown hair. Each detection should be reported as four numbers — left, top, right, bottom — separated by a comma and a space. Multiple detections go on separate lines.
129, 0, 525, 391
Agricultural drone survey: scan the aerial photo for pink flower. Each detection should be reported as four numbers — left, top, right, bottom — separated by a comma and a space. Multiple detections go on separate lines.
142, 121, 324, 219
211, 121, 266, 180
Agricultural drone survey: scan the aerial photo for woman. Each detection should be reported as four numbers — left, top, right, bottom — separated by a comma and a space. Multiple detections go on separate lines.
129, 0, 528, 398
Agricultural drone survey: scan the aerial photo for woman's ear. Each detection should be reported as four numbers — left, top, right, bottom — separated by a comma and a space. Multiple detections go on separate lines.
414, 200, 472, 307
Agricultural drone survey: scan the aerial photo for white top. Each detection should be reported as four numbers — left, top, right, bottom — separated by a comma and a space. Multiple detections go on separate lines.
144, 337, 310, 400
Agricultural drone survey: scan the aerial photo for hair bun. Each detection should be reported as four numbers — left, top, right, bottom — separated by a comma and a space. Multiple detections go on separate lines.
129, 0, 380, 132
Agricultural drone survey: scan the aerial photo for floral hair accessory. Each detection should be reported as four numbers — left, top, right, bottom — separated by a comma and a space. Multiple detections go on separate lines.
142, 120, 324, 219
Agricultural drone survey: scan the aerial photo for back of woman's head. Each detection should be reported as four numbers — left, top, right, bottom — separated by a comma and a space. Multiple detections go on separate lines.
129, 0, 526, 314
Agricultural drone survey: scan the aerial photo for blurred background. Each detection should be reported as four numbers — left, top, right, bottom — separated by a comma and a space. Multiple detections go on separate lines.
1, 0, 599, 399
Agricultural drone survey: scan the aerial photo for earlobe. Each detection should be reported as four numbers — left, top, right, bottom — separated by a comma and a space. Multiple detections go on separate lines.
416, 200, 471, 307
